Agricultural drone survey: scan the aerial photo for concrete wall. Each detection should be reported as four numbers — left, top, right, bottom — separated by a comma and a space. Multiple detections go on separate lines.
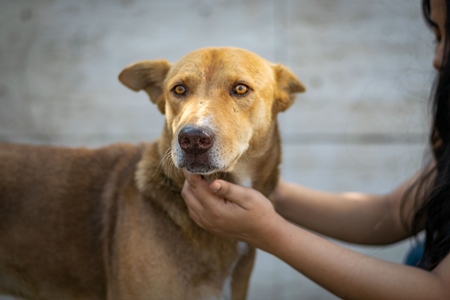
0, 0, 435, 299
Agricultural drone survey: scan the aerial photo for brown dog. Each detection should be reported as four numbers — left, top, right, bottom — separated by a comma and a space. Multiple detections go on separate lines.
0, 47, 305, 299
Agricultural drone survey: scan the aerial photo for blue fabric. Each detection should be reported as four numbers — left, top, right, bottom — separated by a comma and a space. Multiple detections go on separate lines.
404, 242, 425, 267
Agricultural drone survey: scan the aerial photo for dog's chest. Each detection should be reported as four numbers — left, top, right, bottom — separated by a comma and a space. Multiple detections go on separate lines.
220, 241, 250, 299
140, 193, 248, 298
191, 241, 250, 300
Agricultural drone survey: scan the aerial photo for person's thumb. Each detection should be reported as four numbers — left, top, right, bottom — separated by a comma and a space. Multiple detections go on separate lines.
209, 180, 250, 207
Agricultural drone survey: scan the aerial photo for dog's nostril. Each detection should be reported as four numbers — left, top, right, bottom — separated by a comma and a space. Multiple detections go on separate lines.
180, 136, 191, 147
199, 137, 212, 148
178, 126, 214, 154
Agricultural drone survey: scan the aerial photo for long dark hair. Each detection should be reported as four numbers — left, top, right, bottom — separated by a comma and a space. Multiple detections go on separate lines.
408, 0, 450, 270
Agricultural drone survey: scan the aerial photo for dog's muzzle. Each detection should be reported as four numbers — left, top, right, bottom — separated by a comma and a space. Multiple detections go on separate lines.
176, 125, 219, 174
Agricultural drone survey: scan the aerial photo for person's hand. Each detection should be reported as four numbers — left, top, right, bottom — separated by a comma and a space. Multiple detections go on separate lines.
181, 171, 279, 246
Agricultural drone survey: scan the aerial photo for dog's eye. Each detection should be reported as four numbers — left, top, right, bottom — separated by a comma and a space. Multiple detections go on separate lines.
232, 84, 248, 95
173, 85, 187, 95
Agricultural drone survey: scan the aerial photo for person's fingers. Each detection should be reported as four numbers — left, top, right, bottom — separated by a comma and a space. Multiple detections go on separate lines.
182, 170, 247, 206
186, 206, 205, 228
182, 180, 211, 228
184, 173, 222, 209
182, 178, 205, 212
182, 170, 204, 189
209, 179, 260, 209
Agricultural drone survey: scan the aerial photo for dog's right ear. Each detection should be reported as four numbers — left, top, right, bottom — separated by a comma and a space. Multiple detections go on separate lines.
119, 60, 171, 114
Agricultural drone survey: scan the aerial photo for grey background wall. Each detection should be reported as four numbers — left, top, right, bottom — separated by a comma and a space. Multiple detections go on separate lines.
0, 0, 435, 299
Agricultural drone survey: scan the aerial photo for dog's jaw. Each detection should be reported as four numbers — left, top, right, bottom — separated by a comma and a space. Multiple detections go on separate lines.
173, 143, 243, 176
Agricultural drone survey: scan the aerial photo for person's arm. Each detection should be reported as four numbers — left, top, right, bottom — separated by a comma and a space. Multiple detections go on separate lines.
271, 170, 429, 245
258, 211, 450, 300
181, 173, 450, 300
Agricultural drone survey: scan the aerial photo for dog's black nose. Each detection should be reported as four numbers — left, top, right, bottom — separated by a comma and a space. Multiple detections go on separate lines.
178, 126, 214, 154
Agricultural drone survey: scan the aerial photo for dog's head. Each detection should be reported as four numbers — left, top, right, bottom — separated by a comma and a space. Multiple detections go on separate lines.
119, 47, 305, 176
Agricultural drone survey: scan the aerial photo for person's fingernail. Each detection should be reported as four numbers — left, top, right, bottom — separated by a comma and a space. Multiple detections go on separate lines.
185, 174, 195, 189
211, 181, 220, 192
189, 180, 196, 189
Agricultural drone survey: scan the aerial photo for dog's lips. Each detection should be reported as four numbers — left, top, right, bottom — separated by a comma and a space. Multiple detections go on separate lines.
175, 146, 243, 175
179, 153, 222, 175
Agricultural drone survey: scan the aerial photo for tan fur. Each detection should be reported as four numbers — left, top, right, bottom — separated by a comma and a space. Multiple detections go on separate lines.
0, 47, 304, 299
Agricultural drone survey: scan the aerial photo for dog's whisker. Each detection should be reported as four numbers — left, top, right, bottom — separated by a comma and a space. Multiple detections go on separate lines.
154, 147, 175, 183
212, 172, 219, 182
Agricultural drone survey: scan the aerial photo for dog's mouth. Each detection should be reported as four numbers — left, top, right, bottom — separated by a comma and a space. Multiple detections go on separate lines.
178, 155, 220, 175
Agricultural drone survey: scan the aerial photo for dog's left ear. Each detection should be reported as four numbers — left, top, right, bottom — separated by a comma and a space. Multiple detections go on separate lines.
272, 64, 306, 112
119, 60, 171, 114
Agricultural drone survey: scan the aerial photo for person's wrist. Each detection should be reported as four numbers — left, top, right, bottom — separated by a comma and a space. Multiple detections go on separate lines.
270, 179, 288, 212
247, 212, 286, 251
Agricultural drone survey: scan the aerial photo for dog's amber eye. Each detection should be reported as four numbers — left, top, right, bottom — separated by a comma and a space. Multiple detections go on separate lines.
173, 85, 187, 95
233, 84, 248, 95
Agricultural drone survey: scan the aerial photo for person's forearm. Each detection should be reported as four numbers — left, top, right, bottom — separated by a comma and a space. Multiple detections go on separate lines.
272, 181, 408, 244
252, 214, 449, 300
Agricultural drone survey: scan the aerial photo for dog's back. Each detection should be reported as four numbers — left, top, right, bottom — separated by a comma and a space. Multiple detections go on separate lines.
0, 142, 142, 299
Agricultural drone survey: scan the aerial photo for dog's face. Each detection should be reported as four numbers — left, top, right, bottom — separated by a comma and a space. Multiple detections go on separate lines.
119, 47, 305, 175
